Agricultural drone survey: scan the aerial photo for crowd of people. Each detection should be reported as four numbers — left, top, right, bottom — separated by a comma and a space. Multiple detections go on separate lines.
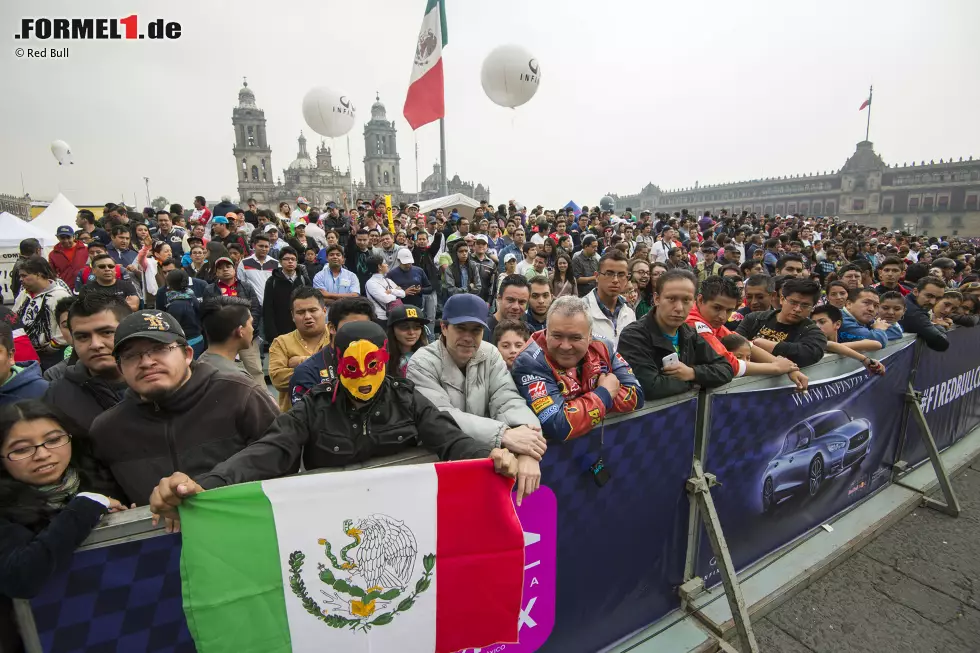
2, 193, 978, 645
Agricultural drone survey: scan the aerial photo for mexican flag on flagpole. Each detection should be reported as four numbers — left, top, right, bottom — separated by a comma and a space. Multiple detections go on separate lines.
403, 0, 448, 130
179, 460, 525, 653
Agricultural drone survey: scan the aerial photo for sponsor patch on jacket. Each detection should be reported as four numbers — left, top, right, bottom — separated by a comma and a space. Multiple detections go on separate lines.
521, 374, 544, 384
528, 381, 547, 400
531, 397, 554, 413
538, 405, 560, 421
588, 408, 602, 426
695, 322, 713, 334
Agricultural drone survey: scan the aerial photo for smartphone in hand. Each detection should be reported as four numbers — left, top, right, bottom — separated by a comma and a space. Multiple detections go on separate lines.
662, 353, 680, 368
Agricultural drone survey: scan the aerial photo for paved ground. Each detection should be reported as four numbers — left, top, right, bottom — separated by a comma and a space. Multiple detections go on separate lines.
755, 460, 980, 653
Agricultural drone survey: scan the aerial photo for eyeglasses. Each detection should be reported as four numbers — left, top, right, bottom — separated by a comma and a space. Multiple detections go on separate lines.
782, 298, 814, 311
95, 264, 115, 270
6, 433, 72, 461
599, 271, 628, 280
118, 342, 182, 366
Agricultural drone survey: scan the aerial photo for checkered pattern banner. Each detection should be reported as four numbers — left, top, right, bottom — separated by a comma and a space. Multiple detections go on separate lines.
30, 534, 196, 653
537, 399, 697, 653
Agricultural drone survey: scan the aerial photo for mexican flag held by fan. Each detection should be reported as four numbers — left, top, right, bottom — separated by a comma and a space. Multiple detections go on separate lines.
179, 459, 525, 653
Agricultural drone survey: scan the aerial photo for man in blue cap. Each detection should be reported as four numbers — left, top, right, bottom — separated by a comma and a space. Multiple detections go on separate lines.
408, 294, 544, 500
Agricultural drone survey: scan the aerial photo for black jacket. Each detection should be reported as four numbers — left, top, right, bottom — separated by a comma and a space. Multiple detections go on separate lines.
900, 295, 949, 351
263, 267, 312, 343
88, 362, 279, 505
618, 310, 733, 400
44, 362, 127, 439
736, 309, 827, 368
197, 376, 491, 490
323, 214, 352, 246
0, 496, 106, 598
203, 280, 261, 340
413, 231, 444, 294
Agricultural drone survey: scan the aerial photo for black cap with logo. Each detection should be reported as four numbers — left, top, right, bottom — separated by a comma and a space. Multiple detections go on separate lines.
113, 310, 187, 355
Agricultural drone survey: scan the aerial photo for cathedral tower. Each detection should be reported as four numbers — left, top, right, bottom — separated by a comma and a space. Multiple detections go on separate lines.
232, 78, 275, 205
362, 94, 401, 196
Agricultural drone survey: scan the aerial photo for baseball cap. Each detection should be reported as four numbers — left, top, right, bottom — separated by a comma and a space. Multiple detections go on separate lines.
503, 252, 518, 264
113, 310, 187, 355
475, 234, 488, 243
212, 216, 229, 224
581, 234, 598, 246
441, 294, 488, 329
264, 224, 278, 233
297, 196, 309, 205
388, 304, 430, 327
214, 256, 234, 267
56, 225, 74, 237
396, 248, 414, 264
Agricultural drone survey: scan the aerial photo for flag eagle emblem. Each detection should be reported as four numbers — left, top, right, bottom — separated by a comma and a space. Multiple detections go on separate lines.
287, 514, 435, 632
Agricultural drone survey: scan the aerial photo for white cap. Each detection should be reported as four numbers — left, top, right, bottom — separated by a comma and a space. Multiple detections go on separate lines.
504, 252, 518, 263
396, 248, 414, 264
475, 234, 488, 243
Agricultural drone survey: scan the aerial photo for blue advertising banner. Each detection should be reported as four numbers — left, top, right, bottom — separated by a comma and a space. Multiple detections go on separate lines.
901, 328, 980, 467
27, 400, 697, 653
696, 343, 914, 584
533, 398, 697, 653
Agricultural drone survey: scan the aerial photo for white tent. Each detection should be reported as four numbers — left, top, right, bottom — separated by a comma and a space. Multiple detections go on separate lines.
0, 212, 56, 248
29, 192, 79, 241
416, 193, 481, 220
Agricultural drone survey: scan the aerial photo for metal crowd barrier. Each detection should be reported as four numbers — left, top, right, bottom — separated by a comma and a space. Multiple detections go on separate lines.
12, 331, 980, 653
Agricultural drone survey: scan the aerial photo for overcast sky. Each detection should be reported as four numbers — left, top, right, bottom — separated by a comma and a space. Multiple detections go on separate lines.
2, 0, 978, 210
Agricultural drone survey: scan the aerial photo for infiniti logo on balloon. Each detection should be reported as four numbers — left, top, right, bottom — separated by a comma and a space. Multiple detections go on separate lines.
334, 96, 355, 116
521, 59, 540, 84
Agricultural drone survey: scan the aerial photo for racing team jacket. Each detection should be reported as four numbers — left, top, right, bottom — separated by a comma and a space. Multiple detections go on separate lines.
510, 330, 644, 441
686, 305, 747, 378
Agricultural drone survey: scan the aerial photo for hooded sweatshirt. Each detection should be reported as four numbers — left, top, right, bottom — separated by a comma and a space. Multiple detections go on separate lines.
0, 362, 48, 405
48, 242, 89, 286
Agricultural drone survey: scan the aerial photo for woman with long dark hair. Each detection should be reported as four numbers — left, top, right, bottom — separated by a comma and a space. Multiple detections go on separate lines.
0, 400, 127, 599
386, 305, 430, 377
550, 254, 577, 298
13, 257, 71, 370
540, 238, 557, 272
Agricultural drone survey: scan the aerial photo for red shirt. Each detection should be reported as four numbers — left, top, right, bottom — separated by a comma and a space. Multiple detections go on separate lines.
686, 305, 747, 378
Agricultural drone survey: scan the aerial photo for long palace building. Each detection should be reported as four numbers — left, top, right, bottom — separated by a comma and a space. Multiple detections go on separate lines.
610, 141, 980, 237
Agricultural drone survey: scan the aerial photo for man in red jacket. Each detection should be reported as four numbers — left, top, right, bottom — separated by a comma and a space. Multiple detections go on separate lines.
49, 225, 89, 286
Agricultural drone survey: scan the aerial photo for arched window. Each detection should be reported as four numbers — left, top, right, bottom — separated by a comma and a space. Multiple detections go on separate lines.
384, 171, 390, 184
376, 135, 382, 155
241, 157, 247, 173
261, 158, 267, 181
377, 165, 381, 185
251, 165, 259, 181
247, 126, 255, 147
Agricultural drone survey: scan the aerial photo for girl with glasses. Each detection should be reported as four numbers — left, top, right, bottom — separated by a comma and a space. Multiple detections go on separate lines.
0, 400, 128, 599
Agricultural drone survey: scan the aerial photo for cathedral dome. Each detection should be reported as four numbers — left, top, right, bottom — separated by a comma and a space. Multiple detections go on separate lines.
371, 94, 387, 121
288, 131, 314, 170
288, 156, 314, 170
238, 79, 256, 108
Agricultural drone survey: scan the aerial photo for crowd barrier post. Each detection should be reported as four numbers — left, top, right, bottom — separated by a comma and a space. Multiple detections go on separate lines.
681, 390, 711, 593
681, 459, 759, 653
889, 339, 923, 475
894, 381, 961, 516
12, 599, 41, 653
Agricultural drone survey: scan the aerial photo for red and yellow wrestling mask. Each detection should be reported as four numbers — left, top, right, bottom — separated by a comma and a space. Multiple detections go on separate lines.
335, 321, 390, 402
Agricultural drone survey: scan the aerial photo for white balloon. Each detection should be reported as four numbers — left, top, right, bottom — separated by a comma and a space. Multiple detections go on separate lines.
480, 45, 541, 109
302, 87, 356, 138
51, 140, 73, 165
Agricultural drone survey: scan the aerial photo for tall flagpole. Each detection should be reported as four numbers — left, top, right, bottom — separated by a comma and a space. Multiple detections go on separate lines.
865, 85, 873, 141
414, 134, 420, 203
439, 118, 448, 196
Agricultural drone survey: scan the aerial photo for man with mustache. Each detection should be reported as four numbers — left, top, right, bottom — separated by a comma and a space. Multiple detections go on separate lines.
88, 309, 279, 505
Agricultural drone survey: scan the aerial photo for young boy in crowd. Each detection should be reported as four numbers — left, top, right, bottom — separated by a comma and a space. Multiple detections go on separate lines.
877, 291, 907, 339
493, 319, 531, 371
720, 333, 753, 363
810, 304, 886, 375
